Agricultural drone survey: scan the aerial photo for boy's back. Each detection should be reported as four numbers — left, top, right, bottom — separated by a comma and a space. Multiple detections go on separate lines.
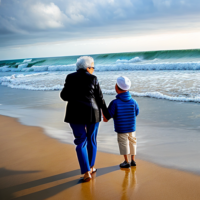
108, 91, 139, 133
104, 76, 139, 168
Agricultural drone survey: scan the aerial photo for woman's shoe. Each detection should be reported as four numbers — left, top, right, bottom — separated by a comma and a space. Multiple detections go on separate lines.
83, 174, 92, 182
90, 168, 97, 174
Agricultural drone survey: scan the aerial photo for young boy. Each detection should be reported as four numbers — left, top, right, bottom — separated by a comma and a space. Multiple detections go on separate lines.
103, 76, 139, 168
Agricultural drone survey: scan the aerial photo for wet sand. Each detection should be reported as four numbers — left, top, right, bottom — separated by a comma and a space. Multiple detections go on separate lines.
1, 86, 200, 174
1, 115, 200, 200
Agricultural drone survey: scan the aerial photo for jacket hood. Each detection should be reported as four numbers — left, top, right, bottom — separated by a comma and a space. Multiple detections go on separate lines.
116, 91, 132, 102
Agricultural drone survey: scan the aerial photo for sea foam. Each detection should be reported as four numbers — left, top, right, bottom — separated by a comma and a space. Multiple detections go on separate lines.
1, 59, 200, 72
0, 72, 200, 103
102, 89, 200, 103
116, 57, 142, 63
1, 70, 200, 103
23, 59, 32, 63
0, 66, 10, 72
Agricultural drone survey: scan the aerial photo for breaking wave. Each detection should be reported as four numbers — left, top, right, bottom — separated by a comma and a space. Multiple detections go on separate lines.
0, 72, 200, 103
1, 49, 200, 73
1, 61, 200, 72
102, 90, 200, 103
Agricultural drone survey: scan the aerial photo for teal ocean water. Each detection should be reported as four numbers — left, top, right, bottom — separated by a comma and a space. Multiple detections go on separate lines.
1, 49, 200, 69
0, 49, 200, 67
0, 49, 200, 102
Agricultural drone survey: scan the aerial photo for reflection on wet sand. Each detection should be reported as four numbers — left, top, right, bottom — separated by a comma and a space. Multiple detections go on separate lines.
80, 172, 97, 199
79, 166, 137, 200
79, 165, 120, 199
121, 167, 137, 200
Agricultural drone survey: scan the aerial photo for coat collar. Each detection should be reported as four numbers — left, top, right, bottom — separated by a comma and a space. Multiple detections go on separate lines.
77, 68, 87, 73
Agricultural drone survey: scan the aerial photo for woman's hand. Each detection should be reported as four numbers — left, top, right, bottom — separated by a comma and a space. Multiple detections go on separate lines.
102, 114, 108, 122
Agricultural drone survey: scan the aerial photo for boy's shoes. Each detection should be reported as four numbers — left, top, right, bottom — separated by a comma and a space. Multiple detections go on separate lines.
131, 160, 136, 166
120, 161, 131, 168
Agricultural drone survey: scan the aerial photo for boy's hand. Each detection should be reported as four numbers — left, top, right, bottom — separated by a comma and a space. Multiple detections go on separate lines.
102, 114, 108, 122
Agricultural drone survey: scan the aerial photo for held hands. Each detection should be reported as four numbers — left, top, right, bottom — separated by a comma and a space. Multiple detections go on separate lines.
102, 113, 108, 122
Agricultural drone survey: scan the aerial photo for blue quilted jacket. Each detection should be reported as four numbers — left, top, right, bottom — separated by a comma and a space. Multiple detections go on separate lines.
108, 91, 139, 133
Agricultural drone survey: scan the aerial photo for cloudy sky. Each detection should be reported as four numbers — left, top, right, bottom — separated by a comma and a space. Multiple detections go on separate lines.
1, 0, 200, 60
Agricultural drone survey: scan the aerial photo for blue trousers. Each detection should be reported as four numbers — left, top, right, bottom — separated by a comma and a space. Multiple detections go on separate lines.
70, 122, 99, 174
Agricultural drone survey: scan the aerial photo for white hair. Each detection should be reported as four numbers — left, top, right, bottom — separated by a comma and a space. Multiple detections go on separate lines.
76, 56, 94, 70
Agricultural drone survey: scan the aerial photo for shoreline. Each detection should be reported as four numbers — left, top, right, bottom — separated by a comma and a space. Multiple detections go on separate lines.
1, 115, 200, 200
0, 86, 200, 175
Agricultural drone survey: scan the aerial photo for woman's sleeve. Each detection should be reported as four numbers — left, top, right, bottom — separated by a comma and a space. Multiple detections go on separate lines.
60, 75, 71, 101
94, 78, 111, 120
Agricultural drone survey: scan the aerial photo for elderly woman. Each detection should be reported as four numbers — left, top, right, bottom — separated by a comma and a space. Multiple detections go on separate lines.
60, 56, 110, 182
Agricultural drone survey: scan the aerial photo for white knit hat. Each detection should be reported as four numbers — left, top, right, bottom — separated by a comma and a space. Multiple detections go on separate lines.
116, 76, 131, 90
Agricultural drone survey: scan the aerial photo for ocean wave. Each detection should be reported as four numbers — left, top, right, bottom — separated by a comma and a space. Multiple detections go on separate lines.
1, 83, 62, 91
15, 72, 49, 78
1, 49, 200, 71
46, 64, 75, 71
18, 63, 29, 70
23, 59, 32, 63
116, 57, 142, 63
102, 89, 200, 103
0, 65, 10, 72
96, 62, 200, 71
0, 72, 60, 91
1, 61, 200, 72
1, 82, 200, 103
0, 72, 49, 84
94, 49, 200, 61
0, 72, 200, 103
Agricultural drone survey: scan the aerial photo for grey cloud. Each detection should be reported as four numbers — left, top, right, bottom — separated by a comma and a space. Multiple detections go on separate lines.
1, 0, 200, 47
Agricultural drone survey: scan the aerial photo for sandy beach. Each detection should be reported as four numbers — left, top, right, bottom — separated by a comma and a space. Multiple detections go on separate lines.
1, 114, 200, 200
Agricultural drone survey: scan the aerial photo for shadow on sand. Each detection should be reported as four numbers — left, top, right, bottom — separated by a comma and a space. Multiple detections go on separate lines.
0, 168, 40, 179
0, 165, 120, 200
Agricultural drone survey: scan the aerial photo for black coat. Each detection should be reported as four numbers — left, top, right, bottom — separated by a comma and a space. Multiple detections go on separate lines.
60, 69, 111, 124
